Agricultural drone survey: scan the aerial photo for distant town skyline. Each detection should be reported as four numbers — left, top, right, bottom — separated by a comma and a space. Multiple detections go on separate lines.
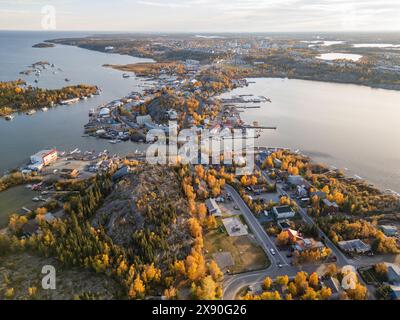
1, 0, 400, 32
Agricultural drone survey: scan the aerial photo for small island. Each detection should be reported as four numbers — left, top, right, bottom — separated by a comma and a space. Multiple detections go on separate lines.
32, 43, 55, 48
103, 62, 185, 77
0, 80, 100, 117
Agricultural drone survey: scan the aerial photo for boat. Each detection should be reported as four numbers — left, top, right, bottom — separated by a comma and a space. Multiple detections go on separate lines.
65, 78, 71, 82
5, 115, 14, 121
109, 140, 122, 144
123, 73, 130, 78
32, 197, 41, 202
41, 107, 49, 112
26, 110, 36, 116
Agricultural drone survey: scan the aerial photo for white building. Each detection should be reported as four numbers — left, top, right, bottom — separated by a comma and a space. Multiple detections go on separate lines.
99, 107, 111, 118
30, 149, 58, 166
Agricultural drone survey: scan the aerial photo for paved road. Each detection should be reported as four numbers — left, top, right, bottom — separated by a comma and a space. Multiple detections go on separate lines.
223, 171, 373, 300
223, 184, 298, 299
264, 173, 350, 267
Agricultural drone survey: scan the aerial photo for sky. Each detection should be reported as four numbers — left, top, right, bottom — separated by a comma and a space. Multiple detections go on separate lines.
0, 0, 400, 32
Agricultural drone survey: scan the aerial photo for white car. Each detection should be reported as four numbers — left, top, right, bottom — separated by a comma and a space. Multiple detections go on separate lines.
270, 249, 276, 255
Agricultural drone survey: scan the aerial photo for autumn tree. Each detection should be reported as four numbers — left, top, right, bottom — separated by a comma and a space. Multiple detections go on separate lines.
208, 260, 223, 281
263, 277, 273, 290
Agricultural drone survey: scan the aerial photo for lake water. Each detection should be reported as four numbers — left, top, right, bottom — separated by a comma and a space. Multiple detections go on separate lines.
317, 53, 363, 62
0, 31, 152, 173
0, 31, 399, 206
222, 78, 400, 193
353, 43, 400, 48
0, 185, 40, 227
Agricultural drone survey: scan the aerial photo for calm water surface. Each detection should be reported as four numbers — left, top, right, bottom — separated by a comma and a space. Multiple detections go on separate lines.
0, 31, 152, 173
222, 78, 400, 192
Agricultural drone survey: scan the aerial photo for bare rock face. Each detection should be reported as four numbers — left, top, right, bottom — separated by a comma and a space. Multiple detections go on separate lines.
92, 165, 191, 261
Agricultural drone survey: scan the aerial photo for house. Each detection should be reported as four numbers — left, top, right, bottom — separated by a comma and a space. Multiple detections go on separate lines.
205, 198, 222, 217
273, 158, 282, 168
296, 185, 308, 198
294, 238, 325, 252
136, 115, 153, 125
322, 199, 339, 215
30, 149, 58, 166
338, 239, 371, 254
44, 213, 56, 223
288, 175, 305, 186
27, 162, 44, 172
381, 225, 398, 237
287, 229, 301, 243
273, 206, 295, 220
385, 263, 400, 283
99, 107, 111, 118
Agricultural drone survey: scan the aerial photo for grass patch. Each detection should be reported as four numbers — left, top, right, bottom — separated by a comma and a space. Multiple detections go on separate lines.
204, 225, 270, 274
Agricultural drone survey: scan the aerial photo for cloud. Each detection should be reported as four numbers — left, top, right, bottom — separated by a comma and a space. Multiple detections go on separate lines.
0, 0, 399, 31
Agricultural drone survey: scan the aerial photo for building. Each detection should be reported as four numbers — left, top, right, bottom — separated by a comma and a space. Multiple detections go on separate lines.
288, 175, 305, 186
273, 206, 296, 220
294, 238, 325, 252
322, 199, 339, 215
273, 158, 282, 168
205, 198, 222, 217
136, 115, 153, 125
385, 263, 400, 283
99, 107, 111, 118
60, 97, 80, 105
30, 149, 58, 166
165, 109, 178, 120
287, 229, 301, 242
296, 185, 308, 198
338, 239, 371, 254
381, 225, 398, 237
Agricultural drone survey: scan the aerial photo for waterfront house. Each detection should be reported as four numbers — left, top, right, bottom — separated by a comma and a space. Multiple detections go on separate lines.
30, 149, 58, 166
99, 107, 111, 118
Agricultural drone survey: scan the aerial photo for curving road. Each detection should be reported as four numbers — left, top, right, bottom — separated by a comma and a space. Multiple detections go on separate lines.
222, 172, 372, 300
